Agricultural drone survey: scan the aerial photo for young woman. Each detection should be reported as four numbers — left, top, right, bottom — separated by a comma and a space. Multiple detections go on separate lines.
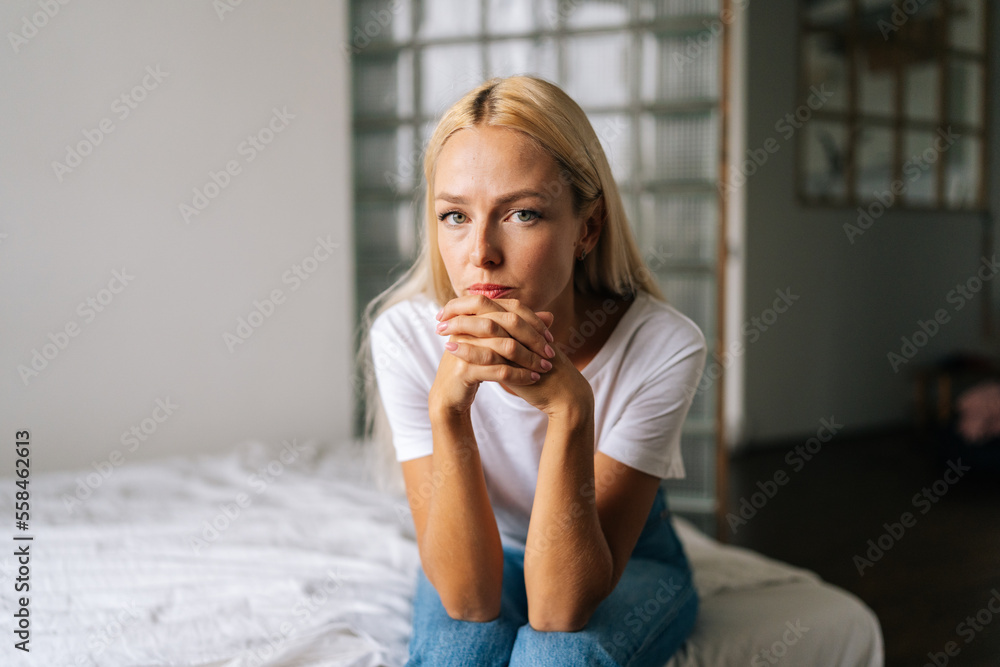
359, 75, 707, 666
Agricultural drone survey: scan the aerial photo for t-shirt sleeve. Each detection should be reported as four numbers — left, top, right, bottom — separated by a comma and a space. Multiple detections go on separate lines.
596, 318, 707, 479
370, 311, 435, 462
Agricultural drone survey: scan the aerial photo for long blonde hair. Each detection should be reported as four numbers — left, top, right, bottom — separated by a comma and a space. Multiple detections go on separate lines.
354, 75, 664, 493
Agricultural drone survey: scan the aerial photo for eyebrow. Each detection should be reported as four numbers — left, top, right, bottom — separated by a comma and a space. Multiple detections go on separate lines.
435, 189, 548, 206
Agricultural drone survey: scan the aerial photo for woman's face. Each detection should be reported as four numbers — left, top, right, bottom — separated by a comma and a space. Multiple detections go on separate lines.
433, 125, 591, 313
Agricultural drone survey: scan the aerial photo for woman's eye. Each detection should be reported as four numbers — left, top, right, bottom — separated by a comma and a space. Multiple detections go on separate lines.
512, 210, 538, 223
440, 211, 467, 224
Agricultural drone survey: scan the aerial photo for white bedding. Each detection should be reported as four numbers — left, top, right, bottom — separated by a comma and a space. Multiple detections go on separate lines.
0, 440, 883, 666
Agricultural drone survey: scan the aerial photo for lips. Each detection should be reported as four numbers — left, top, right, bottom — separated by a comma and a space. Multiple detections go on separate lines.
468, 284, 514, 299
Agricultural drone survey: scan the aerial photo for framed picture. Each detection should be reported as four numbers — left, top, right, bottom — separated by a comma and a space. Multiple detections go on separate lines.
796, 0, 989, 210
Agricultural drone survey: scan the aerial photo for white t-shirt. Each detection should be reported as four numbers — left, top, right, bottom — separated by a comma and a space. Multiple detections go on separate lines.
369, 289, 707, 548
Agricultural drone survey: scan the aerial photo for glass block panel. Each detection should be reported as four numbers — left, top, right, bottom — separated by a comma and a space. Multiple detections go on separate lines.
904, 61, 938, 122
801, 31, 848, 113
352, 0, 723, 515
353, 51, 414, 118
685, 376, 715, 424
801, 120, 847, 200
357, 272, 391, 322
640, 0, 721, 19
421, 44, 484, 116
639, 193, 717, 265
945, 135, 982, 208
949, 0, 985, 54
857, 50, 895, 117
355, 126, 415, 191
486, 0, 540, 34
487, 38, 559, 81
419, 120, 437, 151
349, 0, 411, 46
419, 0, 481, 39
564, 0, 629, 29
355, 200, 417, 260
564, 33, 631, 108
657, 272, 714, 335
902, 131, 939, 206
640, 111, 718, 181
394, 125, 422, 192
587, 112, 631, 183
357, 254, 419, 319
641, 32, 719, 102
947, 59, 983, 127
663, 433, 714, 498
855, 125, 894, 200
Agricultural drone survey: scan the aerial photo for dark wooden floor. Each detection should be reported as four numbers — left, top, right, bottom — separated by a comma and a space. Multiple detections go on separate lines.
724, 429, 1000, 667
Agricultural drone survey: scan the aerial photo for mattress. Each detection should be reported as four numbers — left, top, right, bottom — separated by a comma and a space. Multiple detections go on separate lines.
0, 439, 883, 666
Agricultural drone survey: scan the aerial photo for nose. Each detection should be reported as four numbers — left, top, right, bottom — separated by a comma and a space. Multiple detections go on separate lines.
469, 220, 501, 267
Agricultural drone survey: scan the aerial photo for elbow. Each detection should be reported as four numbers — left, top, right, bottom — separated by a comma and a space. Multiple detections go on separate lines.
441, 592, 502, 623
431, 571, 503, 623
526, 555, 614, 632
419, 540, 505, 623
527, 594, 602, 633
528, 603, 597, 633
443, 603, 502, 623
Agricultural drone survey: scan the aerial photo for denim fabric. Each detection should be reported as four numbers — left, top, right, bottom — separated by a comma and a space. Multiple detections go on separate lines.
405, 486, 698, 666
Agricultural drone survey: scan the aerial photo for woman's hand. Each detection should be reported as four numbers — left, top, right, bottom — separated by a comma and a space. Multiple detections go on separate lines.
429, 295, 554, 416
430, 295, 592, 419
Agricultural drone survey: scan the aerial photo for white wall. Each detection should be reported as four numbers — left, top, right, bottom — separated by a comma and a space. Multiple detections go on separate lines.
0, 0, 354, 473
738, 0, 999, 444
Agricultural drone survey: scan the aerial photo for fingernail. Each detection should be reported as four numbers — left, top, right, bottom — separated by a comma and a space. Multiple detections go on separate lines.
436, 322, 447, 333
544, 344, 554, 359
544, 329, 554, 343
445, 341, 457, 351
540, 359, 552, 371
530, 372, 540, 381
436, 308, 444, 320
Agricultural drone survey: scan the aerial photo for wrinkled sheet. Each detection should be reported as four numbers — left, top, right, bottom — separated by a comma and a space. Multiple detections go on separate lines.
0, 440, 883, 666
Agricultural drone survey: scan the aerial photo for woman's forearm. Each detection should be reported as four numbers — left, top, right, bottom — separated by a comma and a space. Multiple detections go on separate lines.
523, 403, 614, 631
420, 407, 504, 621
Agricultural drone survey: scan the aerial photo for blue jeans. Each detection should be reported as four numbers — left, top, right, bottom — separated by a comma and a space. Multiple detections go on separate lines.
405, 486, 698, 666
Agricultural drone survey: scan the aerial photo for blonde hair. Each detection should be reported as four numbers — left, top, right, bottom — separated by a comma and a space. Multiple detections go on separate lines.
354, 75, 665, 493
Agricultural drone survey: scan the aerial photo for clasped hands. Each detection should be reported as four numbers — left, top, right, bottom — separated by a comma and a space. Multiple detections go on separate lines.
429, 295, 593, 419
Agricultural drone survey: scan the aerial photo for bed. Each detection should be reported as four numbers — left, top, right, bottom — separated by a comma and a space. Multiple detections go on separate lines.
0, 439, 884, 666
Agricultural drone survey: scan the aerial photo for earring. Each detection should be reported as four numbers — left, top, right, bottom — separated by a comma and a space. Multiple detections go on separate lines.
578, 248, 588, 261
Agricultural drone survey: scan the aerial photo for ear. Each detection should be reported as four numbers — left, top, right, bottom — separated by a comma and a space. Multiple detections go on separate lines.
578, 196, 606, 250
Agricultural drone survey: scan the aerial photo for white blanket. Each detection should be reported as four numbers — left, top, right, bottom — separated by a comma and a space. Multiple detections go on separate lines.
0, 440, 882, 666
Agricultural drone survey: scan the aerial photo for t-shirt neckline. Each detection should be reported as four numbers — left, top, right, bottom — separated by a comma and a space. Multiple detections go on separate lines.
487, 291, 647, 409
